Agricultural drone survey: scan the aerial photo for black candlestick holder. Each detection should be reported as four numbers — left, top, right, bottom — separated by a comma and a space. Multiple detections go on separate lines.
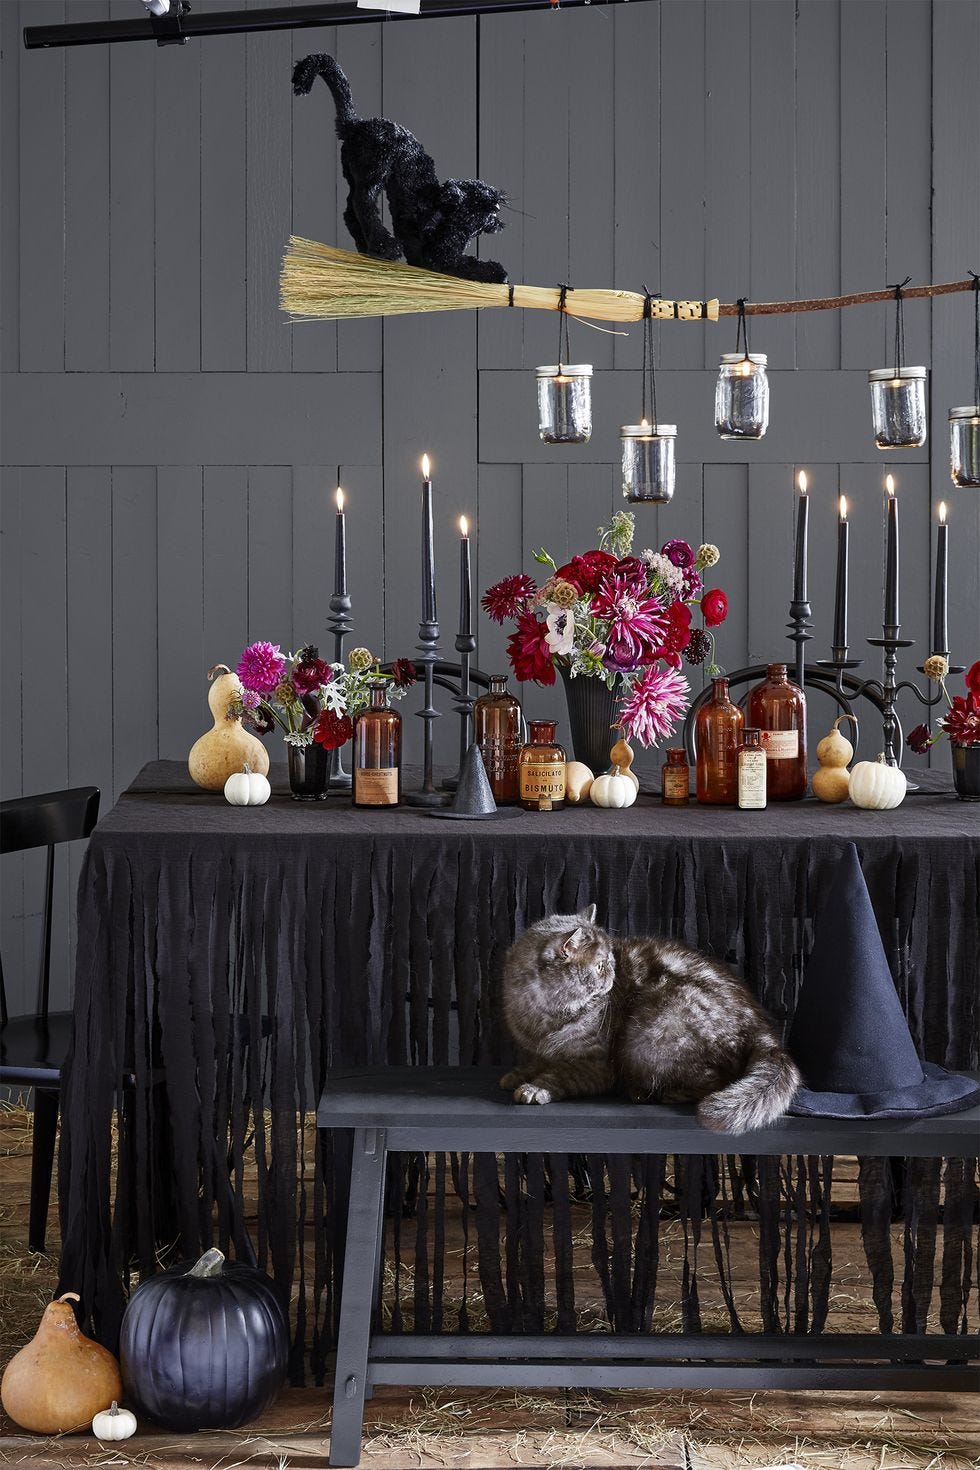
327, 587, 353, 790
404, 615, 450, 808
786, 594, 813, 689
441, 628, 477, 791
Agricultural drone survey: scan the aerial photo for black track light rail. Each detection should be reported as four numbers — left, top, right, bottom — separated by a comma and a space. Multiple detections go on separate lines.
24, 0, 651, 51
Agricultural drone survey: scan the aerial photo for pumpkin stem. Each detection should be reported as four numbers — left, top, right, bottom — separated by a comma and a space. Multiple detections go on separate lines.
188, 1247, 226, 1279
243, 763, 252, 776
110, 1402, 119, 1415
56, 1292, 82, 1305
207, 663, 232, 680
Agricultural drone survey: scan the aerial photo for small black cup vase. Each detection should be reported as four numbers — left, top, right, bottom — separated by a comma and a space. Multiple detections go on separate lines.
559, 666, 619, 775
952, 743, 980, 801
287, 742, 329, 800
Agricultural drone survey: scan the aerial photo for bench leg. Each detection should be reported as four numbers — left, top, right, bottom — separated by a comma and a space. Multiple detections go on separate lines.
331, 1127, 386, 1468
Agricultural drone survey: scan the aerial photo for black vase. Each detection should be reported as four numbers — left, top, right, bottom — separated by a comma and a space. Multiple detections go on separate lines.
559, 667, 620, 774
287, 742, 328, 800
952, 743, 980, 801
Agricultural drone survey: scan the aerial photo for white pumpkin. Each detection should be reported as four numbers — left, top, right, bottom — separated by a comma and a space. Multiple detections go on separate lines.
92, 1402, 137, 1441
849, 756, 906, 810
590, 769, 637, 809
223, 763, 271, 807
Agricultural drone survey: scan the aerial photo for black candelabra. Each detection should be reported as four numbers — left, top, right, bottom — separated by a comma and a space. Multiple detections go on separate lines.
327, 583, 353, 790
404, 614, 450, 807
441, 625, 477, 791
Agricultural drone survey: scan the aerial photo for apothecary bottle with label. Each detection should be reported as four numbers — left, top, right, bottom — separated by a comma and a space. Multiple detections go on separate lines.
474, 674, 522, 803
518, 720, 566, 811
737, 727, 767, 810
695, 677, 744, 805
352, 681, 401, 808
661, 747, 690, 806
747, 663, 807, 801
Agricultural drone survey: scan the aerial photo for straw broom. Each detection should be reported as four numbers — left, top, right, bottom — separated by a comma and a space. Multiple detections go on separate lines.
281, 237, 720, 324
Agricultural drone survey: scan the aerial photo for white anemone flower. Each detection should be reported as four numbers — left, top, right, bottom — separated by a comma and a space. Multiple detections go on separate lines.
544, 605, 576, 656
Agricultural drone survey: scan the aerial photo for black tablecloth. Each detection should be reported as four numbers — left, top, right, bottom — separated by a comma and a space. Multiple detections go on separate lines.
58, 761, 979, 1375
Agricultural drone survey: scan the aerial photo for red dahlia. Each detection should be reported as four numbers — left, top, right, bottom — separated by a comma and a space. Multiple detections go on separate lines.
506, 611, 556, 685
481, 574, 538, 624
312, 709, 353, 750
939, 693, 980, 747
555, 550, 617, 597
391, 658, 418, 687
656, 601, 693, 668
293, 657, 333, 694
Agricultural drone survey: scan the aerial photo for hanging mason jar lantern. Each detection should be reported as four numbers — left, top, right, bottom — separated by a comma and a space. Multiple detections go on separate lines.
948, 273, 980, 487
621, 293, 677, 503
869, 278, 927, 448
535, 285, 593, 444
715, 299, 769, 439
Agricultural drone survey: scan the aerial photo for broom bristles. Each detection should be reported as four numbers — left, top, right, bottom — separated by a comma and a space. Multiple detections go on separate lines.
281, 238, 718, 324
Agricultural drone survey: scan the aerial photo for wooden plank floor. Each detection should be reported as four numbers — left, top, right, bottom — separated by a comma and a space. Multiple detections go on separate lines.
2, 1107, 977, 1470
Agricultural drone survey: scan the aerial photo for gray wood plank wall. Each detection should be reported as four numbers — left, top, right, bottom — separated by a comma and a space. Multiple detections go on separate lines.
2, 0, 979, 1013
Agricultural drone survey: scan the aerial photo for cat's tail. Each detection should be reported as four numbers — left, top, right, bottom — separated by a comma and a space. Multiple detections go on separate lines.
292, 54, 357, 127
697, 1043, 801, 1135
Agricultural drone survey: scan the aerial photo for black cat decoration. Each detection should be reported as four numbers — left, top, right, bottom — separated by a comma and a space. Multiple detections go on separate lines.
292, 54, 509, 284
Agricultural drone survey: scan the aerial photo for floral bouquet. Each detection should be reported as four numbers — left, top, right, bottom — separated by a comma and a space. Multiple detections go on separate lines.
231, 641, 416, 751
907, 658, 980, 753
482, 511, 729, 748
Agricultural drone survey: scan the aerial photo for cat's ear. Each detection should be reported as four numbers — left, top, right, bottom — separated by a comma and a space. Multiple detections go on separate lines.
578, 903, 598, 926
561, 926, 588, 959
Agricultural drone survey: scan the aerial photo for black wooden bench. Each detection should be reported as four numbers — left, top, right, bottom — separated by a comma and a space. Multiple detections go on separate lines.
317, 1066, 980, 1467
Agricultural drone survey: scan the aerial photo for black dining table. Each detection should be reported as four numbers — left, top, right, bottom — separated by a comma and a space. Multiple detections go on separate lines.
57, 760, 979, 1378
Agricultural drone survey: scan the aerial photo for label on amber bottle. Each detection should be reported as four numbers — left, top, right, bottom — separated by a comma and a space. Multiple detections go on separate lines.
520, 762, 566, 804
662, 765, 689, 802
355, 768, 399, 805
738, 750, 767, 809
760, 729, 799, 760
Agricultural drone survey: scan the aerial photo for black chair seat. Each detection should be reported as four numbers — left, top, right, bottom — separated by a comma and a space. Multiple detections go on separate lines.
0, 1011, 73, 1085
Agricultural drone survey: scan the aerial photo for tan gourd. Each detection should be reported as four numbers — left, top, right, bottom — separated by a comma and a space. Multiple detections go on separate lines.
1, 1293, 123, 1435
564, 761, 594, 804
188, 665, 270, 791
812, 713, 858, 804
608, 728, 640, 792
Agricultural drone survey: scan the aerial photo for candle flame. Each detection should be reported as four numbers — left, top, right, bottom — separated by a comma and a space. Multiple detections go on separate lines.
885, 473, 895, 498
335, 486, 344, 511
839, 494, 847, 521
640, 417, 650, 430
798, 471, 808, 495
939, 501, 947, 525
459, 515, 469, 537
421, 453, 431, 479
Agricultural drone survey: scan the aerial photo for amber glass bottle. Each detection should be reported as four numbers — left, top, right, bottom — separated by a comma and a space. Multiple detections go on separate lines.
352, 681, 401, 807
695, 677, 744, 805
518, 720, 566, 811
747, 663, 807, 801
661, 747, 690, 805
474, 674, 522, 803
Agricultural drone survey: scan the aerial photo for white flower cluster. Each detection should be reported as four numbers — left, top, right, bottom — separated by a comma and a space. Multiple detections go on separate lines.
642, 552, 686, 596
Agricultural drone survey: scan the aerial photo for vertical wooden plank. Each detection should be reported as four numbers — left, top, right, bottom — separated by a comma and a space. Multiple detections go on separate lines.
112, 467, 159, 795
519, 463, 566, 731
158, 468, 205, 758
568, 8, 615, 374
746, 462, 794, 667
703, 463, 750, 684
795, 0, 841, 370
613, 0, 660, 373
659, 0, 705, 371
290, 23, 338, 373
247, 466, 293, 643
338, 464, 385, 665
109, 0, 156, 369
65, 0, 110, 372
884, 0, 931, 381
1, 1, 20, 374
840, 0, 887, 367
477, 12, 527, 371
292, 464, 334, 650
246, 7, 292, 372
749, 0, 796, 368
334, 25, 383, 373
567, 462, 615, 558
200, 13, 247, 371
704, 0, 753, 371
0, 470, 24, 1009
519, 9, 571, 371
154, 41, 202, 371
19, 0, 65, 371
204, 466, 249, 665
475, 462, 524, 679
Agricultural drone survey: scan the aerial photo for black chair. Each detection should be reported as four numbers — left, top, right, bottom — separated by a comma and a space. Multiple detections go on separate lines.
1, 786, 100, 1251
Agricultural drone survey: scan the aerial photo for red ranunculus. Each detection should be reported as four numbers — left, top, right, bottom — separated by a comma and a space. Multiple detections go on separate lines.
613, 556, 650, 591
555, 550, 617, 597
506, 611, 556, 685
701, 587, 729, 628
965, 661, 980, 696
292, 657, 333, 694
656, 601, 692, 668
312, 709, 353, 750
906, 723, 933, 754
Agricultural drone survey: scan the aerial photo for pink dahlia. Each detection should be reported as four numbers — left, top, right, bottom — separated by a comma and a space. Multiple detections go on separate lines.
482, 574, 537, 625
506, 611, 556, 685
237, 641, 287, 695
618, 666, 691, 748
592, 574, 666, 672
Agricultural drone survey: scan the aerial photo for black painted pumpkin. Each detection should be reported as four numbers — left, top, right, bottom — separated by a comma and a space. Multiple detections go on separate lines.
119, 1248, 288, 1431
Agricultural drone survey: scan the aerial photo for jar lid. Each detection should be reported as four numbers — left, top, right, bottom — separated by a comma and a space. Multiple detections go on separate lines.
719, 352, 768, 366
868, 366, 927, 381
949, 405, 980, 419
536, 363, 593, 377
620, 422, 677, 438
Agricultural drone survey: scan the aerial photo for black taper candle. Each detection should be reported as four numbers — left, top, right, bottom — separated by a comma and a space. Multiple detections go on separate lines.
832, 494, 849, 657
884, 474, 899, 633
932, 502, 949, 656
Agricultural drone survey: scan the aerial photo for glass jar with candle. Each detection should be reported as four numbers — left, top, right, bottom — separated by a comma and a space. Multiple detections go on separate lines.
715, 353, 769, 439
353, 681, 402, 808
518, 720, 566, 811
695, 678, 743, 805
621, 423, 676, 503
949, 406, 980, 486
748, 664, 807, 801
474, 675, 522, 803
869, 367, 928, 449
536, 365, 593, 445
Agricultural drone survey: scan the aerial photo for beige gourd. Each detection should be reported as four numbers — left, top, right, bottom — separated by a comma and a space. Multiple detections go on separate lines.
608, 729, 640, 792
849, 754, 907, 810
811, 713, 858, 804
188, 665, 270, 791
1, 1293, 123, 1435
564, 761, 594, 804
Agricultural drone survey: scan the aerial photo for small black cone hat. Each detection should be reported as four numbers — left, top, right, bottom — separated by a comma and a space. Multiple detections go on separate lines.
450, 742, 498, 816
788, 844, 980, 1119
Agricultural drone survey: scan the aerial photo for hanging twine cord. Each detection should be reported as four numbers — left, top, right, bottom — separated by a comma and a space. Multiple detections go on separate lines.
556, 282, 571, 364
970, 270, 980, 409
735, 297, 750, 358
888, 275, 912, 376
641, 288, 659, 428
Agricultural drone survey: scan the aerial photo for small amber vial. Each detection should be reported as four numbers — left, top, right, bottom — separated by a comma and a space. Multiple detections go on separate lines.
661, 747, 690, 805
518, 720, 566, 811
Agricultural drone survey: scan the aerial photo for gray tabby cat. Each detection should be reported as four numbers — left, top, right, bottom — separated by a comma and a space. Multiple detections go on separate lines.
501, 907, 800, 1134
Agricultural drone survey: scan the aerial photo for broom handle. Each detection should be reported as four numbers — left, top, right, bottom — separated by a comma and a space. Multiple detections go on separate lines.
509, 284, 719, 323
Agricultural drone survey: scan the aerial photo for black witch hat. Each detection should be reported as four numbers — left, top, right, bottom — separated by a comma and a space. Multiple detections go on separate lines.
787, 843, 980, 1119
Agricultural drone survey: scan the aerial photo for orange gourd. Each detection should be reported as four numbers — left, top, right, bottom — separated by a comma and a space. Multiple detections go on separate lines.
1, 1293, 122, 1435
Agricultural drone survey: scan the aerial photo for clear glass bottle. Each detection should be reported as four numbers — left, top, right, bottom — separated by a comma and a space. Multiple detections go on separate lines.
695, 677, 744, 805
518, 720, 566, 811
737, 727, 767, 810
747, 664, 807, 801
473, 675, 522, 804
661, 746, 690, 806
715, 353, 769, 439
536, 365, 593, 444
352, 681, 401, 808
868, 367, 928, 449
949, 405, 980, 487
